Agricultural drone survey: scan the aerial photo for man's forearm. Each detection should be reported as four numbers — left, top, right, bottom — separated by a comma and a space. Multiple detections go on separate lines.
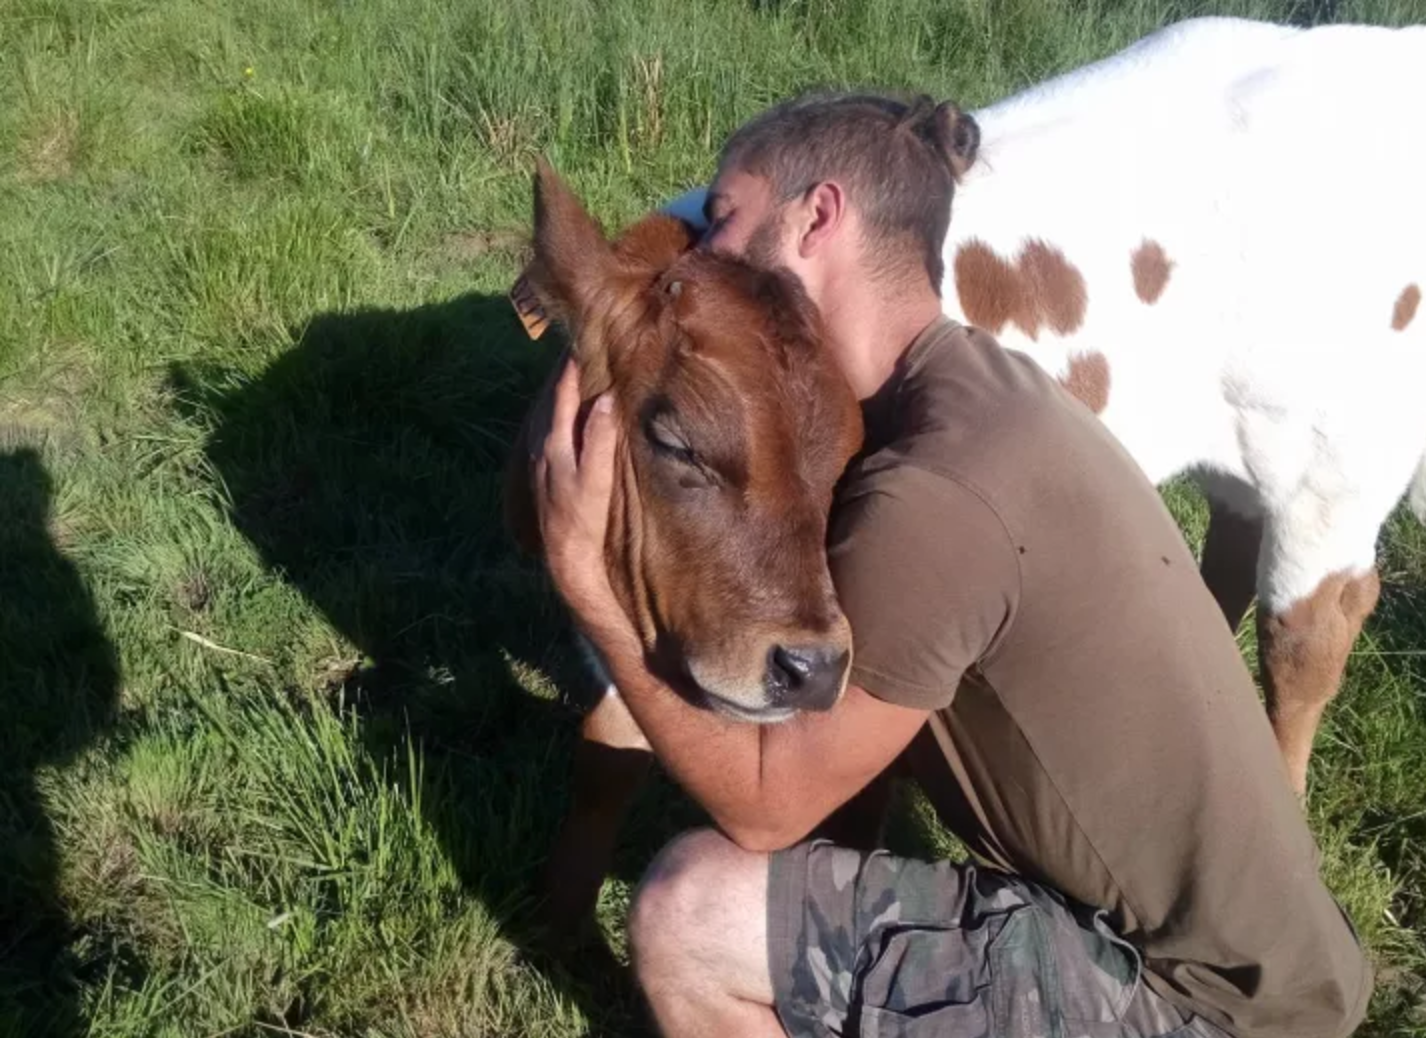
576, 611, 797, 849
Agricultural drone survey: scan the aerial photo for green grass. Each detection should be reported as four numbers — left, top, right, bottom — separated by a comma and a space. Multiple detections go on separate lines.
2, 0, 1424, 1033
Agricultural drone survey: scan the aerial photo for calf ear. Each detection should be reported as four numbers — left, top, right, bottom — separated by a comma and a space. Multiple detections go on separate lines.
526, 157, 618, 392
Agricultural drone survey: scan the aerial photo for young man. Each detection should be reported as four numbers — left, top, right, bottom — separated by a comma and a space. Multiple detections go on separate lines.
530, 93, 1371, 1038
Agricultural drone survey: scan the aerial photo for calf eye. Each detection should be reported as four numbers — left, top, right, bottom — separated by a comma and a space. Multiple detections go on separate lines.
646, 416, 697, 467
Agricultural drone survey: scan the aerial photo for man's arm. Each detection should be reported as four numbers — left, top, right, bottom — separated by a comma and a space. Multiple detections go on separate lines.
582, 605, 929, 852
534, 358, 1017, 851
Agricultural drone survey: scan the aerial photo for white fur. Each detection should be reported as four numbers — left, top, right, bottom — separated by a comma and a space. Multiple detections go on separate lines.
1413, 455, 1426, 524
662, 16, 1426, 617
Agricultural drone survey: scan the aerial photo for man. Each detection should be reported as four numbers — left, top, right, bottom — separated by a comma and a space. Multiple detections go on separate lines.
531, 92, 1372, 1038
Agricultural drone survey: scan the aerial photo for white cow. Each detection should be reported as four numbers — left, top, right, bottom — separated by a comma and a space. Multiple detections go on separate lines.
660, 16, 1426, 795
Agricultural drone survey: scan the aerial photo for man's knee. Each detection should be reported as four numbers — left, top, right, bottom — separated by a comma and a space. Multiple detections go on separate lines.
629, 829, 782, 1033
629, 828, 761, 968
630, 829, 734, 959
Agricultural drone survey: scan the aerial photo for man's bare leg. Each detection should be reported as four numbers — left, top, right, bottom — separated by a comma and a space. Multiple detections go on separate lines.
627, 829, 784, 1038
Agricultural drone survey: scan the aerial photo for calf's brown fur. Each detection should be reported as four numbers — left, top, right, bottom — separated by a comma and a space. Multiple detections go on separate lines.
504, 160, 867, 929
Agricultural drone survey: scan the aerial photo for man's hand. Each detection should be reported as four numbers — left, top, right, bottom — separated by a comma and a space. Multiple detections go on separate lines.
533, 358, 621, 622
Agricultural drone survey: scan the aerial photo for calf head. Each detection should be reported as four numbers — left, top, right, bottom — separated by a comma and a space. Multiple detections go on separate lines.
508, 160, 865, 722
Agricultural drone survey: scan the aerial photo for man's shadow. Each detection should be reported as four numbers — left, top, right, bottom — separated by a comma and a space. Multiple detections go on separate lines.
0, 448, 120, 1038
172, 292, 707, 1035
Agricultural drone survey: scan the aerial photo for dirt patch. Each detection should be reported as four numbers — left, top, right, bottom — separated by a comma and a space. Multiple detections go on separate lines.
0, 409, 88, 457
175, 572, 214, 614
437, 228, 529, 266
18, 109, 80, 184
0, 347, 101, 456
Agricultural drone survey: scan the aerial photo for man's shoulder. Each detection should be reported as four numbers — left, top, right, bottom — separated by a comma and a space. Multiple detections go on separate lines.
890, 319, 1090, 459
836, 450, 1008, 544
854, 320, 1093, 522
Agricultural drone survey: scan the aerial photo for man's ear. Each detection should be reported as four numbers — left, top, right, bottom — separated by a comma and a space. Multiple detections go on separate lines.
526, 157, 618, 391
792, 180, 846, 260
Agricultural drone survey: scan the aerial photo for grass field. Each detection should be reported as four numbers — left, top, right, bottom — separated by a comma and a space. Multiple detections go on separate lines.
2, 0, 1425, 1034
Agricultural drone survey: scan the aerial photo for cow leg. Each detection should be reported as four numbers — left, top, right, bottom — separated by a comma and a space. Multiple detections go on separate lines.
1200, 501, 1263, 634
540, 689, 653, 936
1257, 568, 1379, 798
1257, 494, 1385, 798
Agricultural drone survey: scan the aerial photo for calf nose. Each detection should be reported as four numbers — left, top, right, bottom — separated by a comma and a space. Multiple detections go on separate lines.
767, 645, 850, 712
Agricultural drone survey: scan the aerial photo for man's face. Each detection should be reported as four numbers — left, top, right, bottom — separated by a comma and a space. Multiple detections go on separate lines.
698, 167, 791, 272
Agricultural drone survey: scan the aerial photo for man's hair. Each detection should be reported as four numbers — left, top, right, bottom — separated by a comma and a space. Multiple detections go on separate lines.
717, 91, 980, 294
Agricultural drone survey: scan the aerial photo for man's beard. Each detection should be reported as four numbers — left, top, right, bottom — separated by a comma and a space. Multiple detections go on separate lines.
744, 209, 786, 272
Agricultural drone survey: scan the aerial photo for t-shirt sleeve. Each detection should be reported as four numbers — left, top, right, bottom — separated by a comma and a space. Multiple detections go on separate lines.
827, 464, 1020, 711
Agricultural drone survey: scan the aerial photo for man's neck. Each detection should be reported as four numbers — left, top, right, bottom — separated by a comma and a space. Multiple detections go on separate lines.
818, 276, 946, 400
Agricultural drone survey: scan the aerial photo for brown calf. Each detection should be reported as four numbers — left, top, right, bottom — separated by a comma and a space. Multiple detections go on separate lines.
504, 160, 865, 929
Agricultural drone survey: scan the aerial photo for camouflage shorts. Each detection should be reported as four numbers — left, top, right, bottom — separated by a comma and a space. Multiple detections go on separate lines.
767, 840, 1231, 1038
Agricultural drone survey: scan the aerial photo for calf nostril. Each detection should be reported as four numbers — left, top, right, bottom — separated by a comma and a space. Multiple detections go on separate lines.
772, 645, 815, 684
767, 645, 850, 711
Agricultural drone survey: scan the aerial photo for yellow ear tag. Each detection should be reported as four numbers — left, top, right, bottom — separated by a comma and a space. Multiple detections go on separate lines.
509, 269, 550, 341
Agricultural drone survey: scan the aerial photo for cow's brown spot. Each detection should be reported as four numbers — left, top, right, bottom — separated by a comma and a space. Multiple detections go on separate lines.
954, 241, 1022, 335
954, 238, 1087, 340
1131, 240, 1173, 304
1022, 241, 1088, 335
1258, 568, 1380, 797
1059, 352, 1110, 414
1391, 284, 1420, 331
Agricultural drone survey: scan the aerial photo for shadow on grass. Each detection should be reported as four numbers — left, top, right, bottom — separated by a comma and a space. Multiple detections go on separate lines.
171, 289, 955, 1035
0, 448, 120, 1038
171, 293, 702, 1036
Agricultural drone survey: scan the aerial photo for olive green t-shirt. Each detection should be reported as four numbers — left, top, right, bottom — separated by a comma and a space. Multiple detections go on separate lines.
826, 316, 1372, 1038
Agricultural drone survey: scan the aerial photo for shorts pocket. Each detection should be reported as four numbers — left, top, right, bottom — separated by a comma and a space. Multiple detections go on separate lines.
1043, 904, 1143, 1024
858, 1000, 990, 1037
854, 921, 996, 1033
986, 898, 1177, 1038
985, 906, 1059, 1038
